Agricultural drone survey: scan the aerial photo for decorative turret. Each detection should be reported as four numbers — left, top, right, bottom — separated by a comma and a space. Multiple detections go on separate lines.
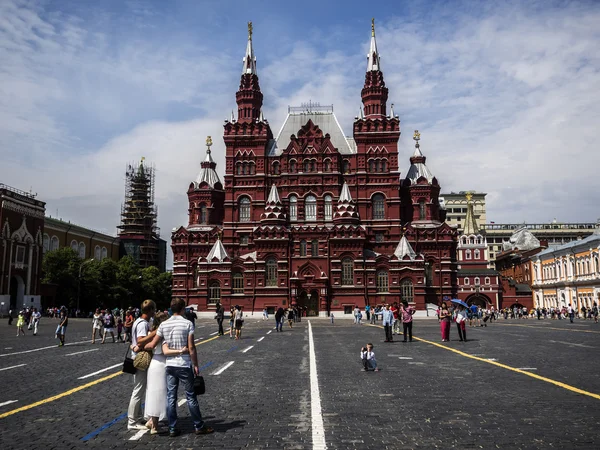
194, 136, 221, 189
404, 130, 435, 186
333, 182, 359, 223
236, 21, 263, 123
361, 18, 388, 118
462, 192, 480, 236
394, 234, 417, 260
206, 234, 229, 263
458, 192, 488, 264
260, 184, 286, 223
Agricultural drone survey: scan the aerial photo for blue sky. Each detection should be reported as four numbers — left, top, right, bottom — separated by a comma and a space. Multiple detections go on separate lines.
1, 0, 599, 248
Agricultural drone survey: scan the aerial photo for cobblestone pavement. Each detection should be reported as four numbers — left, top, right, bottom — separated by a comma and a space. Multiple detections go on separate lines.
0, 315, 599, 449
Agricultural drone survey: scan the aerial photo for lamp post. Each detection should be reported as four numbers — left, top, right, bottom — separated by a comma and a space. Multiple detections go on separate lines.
77, 258, 95, 316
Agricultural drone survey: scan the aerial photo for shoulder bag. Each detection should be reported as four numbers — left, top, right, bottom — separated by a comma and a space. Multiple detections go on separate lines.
122, 347, 137, 374
194, 375, 205, 395
133, 349, 153, 371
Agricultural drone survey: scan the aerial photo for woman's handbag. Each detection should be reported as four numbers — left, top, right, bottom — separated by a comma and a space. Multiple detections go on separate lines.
193, 375, 205, 395
133, 349, 153, 371
123, 347, 137, 374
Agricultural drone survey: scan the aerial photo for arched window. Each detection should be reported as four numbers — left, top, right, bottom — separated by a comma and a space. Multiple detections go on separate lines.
342, 160, 350, 174
376, 269, 389, 293
381, 159, 387, 172
595, 256, 599, 273
78, 242, 86, 259
289, 195, 297, 221
464, 277, 470, 285
200, 204, 207, 224
311, 239, 318, 257
250, 162, 255, 175
101, 247, 108, 260
305, 195, 317, 221
236, 163, 242, 175
304, 160, 310, 172
208, 281, 220, 304
310, 160, 316, 172
266, 258, 277, 286
400, 278, 414, 303
376, 160, 381, 172
465, 250, 471, 260
50, 235, 59, 251
94, 245, 101, 260
43, 234, 50, 253
239, 197, 251, 222
71, 240, 78, 252
474, 277, 480, 285
243, 163, 249, 175
342, 257, 354, 285
485, 277, 491, 285
324, 159, 331, 172
272, 162, 280, 175
300, 240, 307, 257
324, 195, 333, 221
289, 160, 296, 173
419, 200, 426, 220
474, 249, 480, 259
232, 272, 244, 294
372, 194, 385, 220
369, 159, 375, 172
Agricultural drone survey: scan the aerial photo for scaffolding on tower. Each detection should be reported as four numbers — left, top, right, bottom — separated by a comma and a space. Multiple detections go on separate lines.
117, 158, 162, 269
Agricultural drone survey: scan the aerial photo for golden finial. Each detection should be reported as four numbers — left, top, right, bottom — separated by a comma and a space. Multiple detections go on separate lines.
206, 136, 213, 148
465, 192, 473, 202
217, 229, 223, 240
413, 130, 420, 142
248, 21, 253, 40
371, 18, 375, 37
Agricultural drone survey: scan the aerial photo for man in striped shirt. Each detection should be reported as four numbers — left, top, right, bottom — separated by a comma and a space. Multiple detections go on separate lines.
146, 298, 213, 437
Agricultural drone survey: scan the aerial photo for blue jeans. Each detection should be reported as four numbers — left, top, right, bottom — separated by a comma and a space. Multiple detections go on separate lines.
276, 319, 283, 331
166, 366, 204, 431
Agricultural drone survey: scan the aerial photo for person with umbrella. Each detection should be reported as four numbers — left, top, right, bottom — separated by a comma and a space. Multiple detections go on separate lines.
439, 302, 452, 342
451, 299, 469, 342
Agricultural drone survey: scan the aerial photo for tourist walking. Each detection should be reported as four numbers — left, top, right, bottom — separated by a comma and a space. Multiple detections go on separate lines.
287, 307, 294, 328
124, 310, 134, 342
145, 298, 214, 437
391, 302, 400, 335
439, 302, 451, 342
127, 299, 157, 431
275, 306, 285, 332
382, 305, 393, 342
215, 302, 225, 336
102, 310, 117, 343
229, 306, 235, 338
234, 305, 244, 340
56, 309, 68, 346
8, 309, 13, 325
16, 311, 25, 336
568, 304, 575, 323
92, 309, 103, 344
454, 306, 468, 342
262, 307, 268, 320
31, 308, 41, 335
593, 303, 599, 323
400, 301, 415, 342
354, 306, 362, 325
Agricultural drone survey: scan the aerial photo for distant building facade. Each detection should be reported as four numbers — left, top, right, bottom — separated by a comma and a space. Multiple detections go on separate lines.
440, 191, 487, 231
171, 22, 458, 316
531, 229, 600, 311
0, 184, 45, 313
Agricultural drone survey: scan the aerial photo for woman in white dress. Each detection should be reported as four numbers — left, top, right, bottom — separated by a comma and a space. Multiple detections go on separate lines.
144, 312, 188, 434
91, 309, 103, 344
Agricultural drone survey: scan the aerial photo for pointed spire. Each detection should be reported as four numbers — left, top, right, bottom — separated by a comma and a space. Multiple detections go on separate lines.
242, 21, 257, 75
206, 236, 229, 263
195, 136, 221, 188
267, 184, 281, 204
367, 18, 381, 72
359, 106, 364, 119
394, 235, 417, 260
339, 181, 353, 203
462, 192, 480, 235
259, 109, 264, 122
405, 130, 434, 184
390, 103, 395, 117
261, 184, 286, 223
230, 110, 235, 122
334, 182, 359, 223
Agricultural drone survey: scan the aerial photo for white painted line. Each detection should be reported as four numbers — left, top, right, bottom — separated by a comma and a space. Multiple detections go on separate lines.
308, 320, 327, 450
517, 368, 538, 371
178, 398, 187, 406
257, 337, 265, 342
0, 400, 18, 407
66, 348, 99, 356
4, 347, 12, 350
242, 346, 254, 353
129, 429, 148, 441
0, 340, 93, 357
0, 364, 27, 372
78, 363, 122, 379
397, 357, 413, 360
408, 362, 425, 365
486, 358, 498, 362
210, 332, 218, 336
549, 340, 595, 349
212, 361, 234, 375
267, 330, 272, 335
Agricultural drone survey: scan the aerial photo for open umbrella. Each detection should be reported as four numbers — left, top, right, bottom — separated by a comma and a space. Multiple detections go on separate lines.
451, 299, 469, 308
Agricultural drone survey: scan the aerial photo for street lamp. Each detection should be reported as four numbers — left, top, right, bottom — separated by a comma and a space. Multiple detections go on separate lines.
77, 258, 95, 316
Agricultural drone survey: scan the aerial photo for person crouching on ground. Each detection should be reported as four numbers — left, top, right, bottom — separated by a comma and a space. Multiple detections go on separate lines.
361, 343, 379, 372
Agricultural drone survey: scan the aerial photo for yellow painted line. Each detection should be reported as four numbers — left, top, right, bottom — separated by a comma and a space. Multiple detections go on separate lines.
0, 334, 223, 420
366, 324, 600, 401
494, 322, 600, 334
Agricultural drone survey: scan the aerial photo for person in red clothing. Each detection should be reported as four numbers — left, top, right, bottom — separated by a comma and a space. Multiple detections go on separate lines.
391, 302, 400, 335
439, 302, 451, 342
400, 301, 415, 342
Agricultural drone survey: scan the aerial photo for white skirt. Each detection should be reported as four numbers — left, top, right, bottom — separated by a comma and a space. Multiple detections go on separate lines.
144, 353, 167, 420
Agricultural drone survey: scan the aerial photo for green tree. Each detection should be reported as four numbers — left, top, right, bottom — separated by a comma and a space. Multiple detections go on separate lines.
141, 266, 172, 309
42, 247, 80, 308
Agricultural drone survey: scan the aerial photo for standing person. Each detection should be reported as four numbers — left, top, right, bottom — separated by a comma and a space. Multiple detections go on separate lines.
16, 311, 26, 336
354, 306, 362, 325
229, 306, 235, 339
234, 305, 244, 340
568, 304, 575, 323
382, 304, 393, 342
127, 299, 157, 431
439, 303, 451, 342
593, 303, 599, 324
102, 310, 117, 344
400, 301, 415, 342
31, 308, 41, 336
275, 306, 285, 332
56, 309, 68, 346
287, 307, 294, 328
262, 308, 268, 320
454, 306, 468, 342
365, 305, 371, 323
92, 309, 103, 343
117, 315, 124, 342
8, 309, 13, 325
391, 302, 400, 335
215, 302, 225, 336
124, 310, 134, 343
145, 298, 214, 437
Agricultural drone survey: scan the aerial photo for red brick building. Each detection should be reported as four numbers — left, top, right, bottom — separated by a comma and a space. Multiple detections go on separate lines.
171, 22, 458, 316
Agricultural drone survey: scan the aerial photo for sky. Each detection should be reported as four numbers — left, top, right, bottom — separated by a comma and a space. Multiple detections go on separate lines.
1, 0, 599, 259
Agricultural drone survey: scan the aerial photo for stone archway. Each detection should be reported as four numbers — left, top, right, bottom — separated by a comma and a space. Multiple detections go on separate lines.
297, 289, 319, 316
466, 293, 491, 308
10, 275, 25, 310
